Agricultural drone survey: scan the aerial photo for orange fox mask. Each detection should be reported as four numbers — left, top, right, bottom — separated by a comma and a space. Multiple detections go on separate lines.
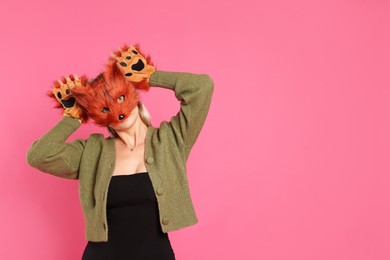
70, 72, 141, 127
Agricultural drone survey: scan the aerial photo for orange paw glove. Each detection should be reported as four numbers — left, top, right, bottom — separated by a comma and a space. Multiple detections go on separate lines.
107, 44, 156, 90
50, 74, 88, 123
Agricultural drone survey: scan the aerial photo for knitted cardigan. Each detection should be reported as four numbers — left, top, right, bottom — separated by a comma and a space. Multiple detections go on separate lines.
26, 70, 214, 242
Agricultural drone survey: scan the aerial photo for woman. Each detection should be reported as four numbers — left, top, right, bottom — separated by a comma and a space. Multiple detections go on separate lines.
26, 44, 214, 259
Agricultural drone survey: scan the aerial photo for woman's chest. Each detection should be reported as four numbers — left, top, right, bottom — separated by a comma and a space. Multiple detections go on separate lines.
113, 141, 147, 175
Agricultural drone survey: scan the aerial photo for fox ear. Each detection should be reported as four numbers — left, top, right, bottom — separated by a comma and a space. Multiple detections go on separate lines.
132, 79, 151, 91
77, 74, 89, 88
71, 74, 90, 90
71, 78, 91, 105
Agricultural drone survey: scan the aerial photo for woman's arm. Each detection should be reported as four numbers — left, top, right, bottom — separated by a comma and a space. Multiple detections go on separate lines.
148, 70, 214, 160
26, 117, 85, 180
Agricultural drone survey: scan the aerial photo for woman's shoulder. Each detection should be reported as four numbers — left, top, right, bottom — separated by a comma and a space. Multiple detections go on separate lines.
84, 132, 113, 145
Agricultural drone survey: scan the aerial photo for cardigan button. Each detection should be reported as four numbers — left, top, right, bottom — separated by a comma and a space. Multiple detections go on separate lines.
146, 157, 154, 164
156, 188, 164, 195
162, 218, 169, 225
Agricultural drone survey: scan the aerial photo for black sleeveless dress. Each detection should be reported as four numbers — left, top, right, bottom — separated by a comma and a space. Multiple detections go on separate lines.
82, 172, 176, 260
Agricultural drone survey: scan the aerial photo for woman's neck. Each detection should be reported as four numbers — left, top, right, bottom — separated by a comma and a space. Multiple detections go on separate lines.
115, 117, 148, 148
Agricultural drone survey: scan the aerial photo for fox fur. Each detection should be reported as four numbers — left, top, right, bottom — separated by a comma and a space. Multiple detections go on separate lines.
48, 43, 156, 127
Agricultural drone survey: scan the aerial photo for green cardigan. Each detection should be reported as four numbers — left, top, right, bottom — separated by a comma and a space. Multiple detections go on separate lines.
26, 70, 214, 242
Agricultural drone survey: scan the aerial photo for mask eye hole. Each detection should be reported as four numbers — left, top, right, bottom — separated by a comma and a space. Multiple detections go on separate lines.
101, 107, 110, 113
117, 95, 125, 103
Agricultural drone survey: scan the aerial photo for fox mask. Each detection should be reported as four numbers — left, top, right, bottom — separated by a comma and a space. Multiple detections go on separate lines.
71, 71, 141, 127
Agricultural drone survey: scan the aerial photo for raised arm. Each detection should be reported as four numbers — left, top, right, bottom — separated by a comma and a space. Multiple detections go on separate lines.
26, 117, 85, 179
109, 44, 214, 160
148, 70, 214, 159
26, 74, 88, 179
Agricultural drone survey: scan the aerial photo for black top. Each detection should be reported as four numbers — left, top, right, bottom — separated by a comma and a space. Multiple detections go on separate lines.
82, 172, 176, 260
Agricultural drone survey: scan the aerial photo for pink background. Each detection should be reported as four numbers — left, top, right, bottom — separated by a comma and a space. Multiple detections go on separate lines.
1, 0, 389, 259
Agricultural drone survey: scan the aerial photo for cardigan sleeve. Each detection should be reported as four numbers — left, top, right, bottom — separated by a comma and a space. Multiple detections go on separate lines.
26, 117, 86, 180
148, 70, 214, 159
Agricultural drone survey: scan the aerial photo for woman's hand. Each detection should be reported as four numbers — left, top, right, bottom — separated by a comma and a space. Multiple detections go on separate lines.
110, 45, 156, 83
52, 74, 85, 122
